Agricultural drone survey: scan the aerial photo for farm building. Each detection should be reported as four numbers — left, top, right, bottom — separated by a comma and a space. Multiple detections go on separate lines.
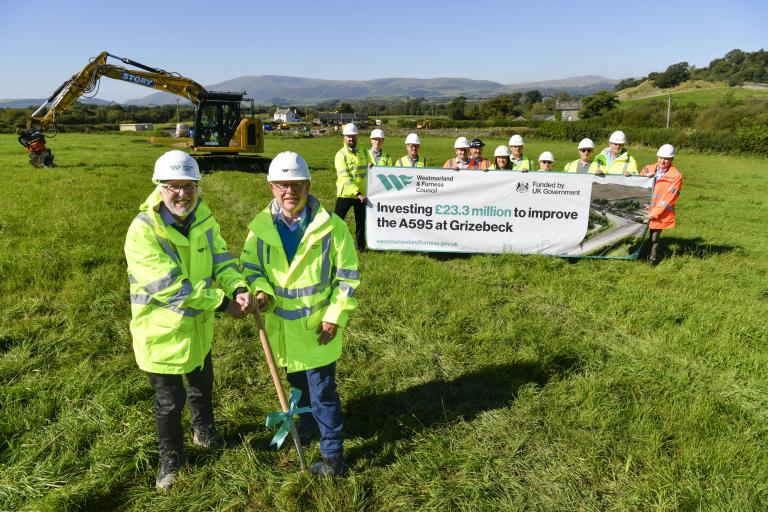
315, 112, 369, 126
119, 123, 154, 131
556, 100, 583, 121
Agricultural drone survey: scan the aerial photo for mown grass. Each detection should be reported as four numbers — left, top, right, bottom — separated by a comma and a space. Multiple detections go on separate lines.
618, 84, 768, 108
1, 133, 767, 511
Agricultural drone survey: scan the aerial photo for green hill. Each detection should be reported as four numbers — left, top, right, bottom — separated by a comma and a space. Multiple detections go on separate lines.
616, 80, 768, 108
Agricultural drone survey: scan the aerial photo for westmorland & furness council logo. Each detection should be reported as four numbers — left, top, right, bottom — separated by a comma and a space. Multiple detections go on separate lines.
376, 174, 413, 191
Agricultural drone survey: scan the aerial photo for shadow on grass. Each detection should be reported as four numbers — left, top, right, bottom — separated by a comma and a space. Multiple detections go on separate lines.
344, 354, 581, 464
638, 235, 741, 262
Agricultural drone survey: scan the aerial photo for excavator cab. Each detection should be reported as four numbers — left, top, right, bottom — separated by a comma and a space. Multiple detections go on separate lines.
193, 92, 242, 148
190, 92, 267, 171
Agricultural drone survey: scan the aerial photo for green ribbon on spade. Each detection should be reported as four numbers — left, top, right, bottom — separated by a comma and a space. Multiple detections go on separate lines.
265, 387, 312, 449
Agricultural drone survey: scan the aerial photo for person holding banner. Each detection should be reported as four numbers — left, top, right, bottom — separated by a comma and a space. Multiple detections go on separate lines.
640, 144, 683, 264
395, 133, 427, 167
508, 134, 534, 171
537, 151, 556, 172
366, 129, 393, 168
564, 138, 602, 174
241, 151, 360, 477
334, 123, 368, 251
468, 138, 491, 170
490, 145, 514, 170
443, 136, 471, 170
595, 131, 638, 176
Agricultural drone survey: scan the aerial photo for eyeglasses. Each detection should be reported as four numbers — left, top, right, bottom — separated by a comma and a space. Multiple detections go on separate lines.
579, 148, 593, 153
541, 161, 553, 165
272, 181, 308, 192
161, 183, 197, 194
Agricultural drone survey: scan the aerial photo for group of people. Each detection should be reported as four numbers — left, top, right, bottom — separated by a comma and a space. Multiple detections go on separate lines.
126, 149, 359, 491
128, 125, 682, 492
334, 124, 682, 262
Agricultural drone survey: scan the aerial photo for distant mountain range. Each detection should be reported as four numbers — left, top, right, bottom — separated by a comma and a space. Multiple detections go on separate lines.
1, 75, 618, 108
0, 97, 116, 109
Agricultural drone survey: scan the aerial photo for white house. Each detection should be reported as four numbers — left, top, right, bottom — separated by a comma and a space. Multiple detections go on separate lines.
273, 108, 301, 123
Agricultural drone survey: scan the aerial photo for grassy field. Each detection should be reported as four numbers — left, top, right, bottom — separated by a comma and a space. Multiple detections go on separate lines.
617, 82, 768, 108
1, 132, 767, 511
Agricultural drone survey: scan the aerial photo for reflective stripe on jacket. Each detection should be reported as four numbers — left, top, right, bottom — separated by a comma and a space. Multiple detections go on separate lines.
366, 148, 393, 167
594, 148, 638, 175
468, 157, 491, 170
241, 196, 359, 372
511, 155, 533, 171
395, 155, 427, 167
563, 159, 602, 174
641, 164, 682, 229
125, 191, 247, 374
335, 146, 369, 197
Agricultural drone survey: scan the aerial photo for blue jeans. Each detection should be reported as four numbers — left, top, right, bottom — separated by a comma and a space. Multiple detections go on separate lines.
286, 362, 343, 457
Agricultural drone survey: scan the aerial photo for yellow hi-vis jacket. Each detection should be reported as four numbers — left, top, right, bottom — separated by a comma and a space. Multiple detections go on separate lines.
240, 196, 360, 372
366, 147, 393, 167
594, 148, 638, 175
394, 155, 427, 167
125, 191, 247, 374
511, 155, 534, 171
335, 145, 369, 198
563, 159, 602, 174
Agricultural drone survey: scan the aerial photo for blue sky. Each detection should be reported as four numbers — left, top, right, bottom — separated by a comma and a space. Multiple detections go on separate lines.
1, 0, 765, 102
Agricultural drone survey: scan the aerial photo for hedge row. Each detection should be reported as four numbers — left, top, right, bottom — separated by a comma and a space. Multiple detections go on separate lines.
533, 121, 768, 156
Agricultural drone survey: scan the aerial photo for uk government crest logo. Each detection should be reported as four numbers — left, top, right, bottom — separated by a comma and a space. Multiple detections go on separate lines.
516, 182, 530, 193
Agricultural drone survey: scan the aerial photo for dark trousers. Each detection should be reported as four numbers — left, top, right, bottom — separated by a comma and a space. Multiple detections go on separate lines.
649, 228, 663, 262
147, 351, 215, 456
286, 362, 344, 457
334, 197, 366, 250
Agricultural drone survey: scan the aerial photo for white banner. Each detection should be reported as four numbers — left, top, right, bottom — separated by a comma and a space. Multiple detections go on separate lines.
366, 168, 654, 257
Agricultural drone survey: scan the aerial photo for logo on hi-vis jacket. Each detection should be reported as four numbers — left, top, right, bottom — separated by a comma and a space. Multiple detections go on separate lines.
376, 174, 413, 191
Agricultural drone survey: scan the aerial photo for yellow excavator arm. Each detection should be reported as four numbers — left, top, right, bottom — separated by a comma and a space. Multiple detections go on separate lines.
20, 52, 268, 172
27, 51, 206, 130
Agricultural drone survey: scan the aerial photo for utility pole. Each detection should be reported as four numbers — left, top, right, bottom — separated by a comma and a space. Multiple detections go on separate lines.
666, 92, 671, 129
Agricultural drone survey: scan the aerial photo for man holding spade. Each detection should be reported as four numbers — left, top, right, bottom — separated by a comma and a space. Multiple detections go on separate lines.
241, 151, 360, 477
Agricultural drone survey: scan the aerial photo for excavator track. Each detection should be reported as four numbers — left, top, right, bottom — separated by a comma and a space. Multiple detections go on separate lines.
192, 154, 271, 173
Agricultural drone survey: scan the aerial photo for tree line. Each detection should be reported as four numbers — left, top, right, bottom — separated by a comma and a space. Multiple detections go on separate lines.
615, 48, 768, 91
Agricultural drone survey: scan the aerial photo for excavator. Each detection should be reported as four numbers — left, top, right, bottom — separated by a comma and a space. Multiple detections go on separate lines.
18, 51, 270, 172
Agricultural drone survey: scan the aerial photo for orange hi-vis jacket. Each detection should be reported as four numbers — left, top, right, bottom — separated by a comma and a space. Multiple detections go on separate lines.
641, 164, 682, 229
443, 158, 469, 170
468, 157, 491, 170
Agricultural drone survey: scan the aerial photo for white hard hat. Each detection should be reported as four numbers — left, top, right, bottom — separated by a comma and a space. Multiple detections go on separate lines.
454, 136, 469, 149
370, 128, 385, 139
609, 130, 627, 144
578, 138, 595, 150
268, 151, 311, 182
342, 123, 358, 136
657, 144, 676, 158
508, 134, 524, 146
405, 133, 421, 145
538, 151, 555, 162
153, 150, 201, 181
494, 145, 511, 157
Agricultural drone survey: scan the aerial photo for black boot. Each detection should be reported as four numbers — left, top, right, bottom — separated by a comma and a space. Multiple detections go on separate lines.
192, 425, 225, 450
155, 449, 182, 492
310, 454, 347, 477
